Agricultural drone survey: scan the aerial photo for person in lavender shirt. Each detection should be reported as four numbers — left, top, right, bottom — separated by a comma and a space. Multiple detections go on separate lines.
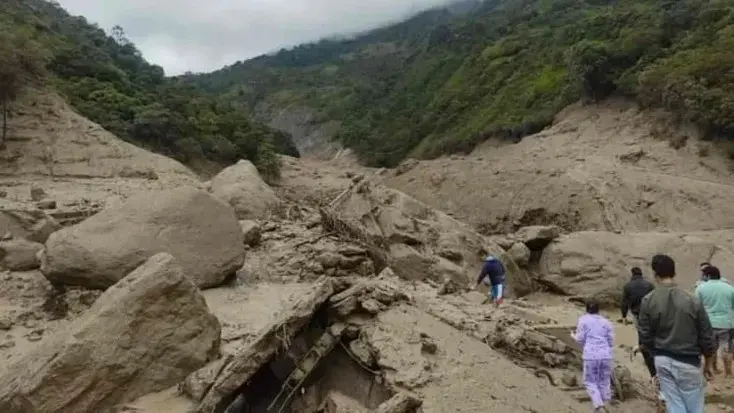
572, 300, 614, 413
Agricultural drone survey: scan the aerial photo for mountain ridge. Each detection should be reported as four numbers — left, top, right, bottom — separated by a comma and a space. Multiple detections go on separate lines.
185, 0, 734, 167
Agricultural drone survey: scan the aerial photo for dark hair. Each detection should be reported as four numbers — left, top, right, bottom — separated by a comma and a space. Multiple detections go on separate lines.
651, 254, 676, 279
631, 267, 642, 276
704, 266, 721, 280
585, 300, 599, 314
700, 262, 711, 269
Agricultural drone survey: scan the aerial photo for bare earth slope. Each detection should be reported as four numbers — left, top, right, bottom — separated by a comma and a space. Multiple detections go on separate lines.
384, 99, 734, 234
0, 91, 201, 210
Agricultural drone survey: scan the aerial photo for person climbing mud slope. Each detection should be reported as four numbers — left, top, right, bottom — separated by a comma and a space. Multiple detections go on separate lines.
473, 254, 506, 307
572, 300, 614, 413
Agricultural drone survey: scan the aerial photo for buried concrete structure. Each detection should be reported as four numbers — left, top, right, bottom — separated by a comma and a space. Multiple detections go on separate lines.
179, 273, 605, 413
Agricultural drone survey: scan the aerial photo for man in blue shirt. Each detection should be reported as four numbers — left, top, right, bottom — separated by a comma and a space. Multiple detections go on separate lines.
474, 255, 506, 307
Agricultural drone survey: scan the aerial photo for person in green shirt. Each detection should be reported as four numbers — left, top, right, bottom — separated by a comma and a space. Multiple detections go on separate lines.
695, 265, 734, 377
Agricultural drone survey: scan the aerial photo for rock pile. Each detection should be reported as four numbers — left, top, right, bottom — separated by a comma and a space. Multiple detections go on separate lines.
322, 179, 534, 296
236, 219, 376, 283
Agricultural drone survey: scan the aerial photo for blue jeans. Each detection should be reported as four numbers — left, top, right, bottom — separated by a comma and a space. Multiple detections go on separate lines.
654, 355, 704, 413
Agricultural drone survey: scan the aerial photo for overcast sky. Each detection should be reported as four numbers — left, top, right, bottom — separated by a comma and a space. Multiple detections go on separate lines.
55, 0, 455, 75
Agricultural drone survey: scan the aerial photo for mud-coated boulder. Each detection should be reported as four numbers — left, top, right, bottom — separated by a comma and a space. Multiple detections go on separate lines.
538, 231, 734, 303
0, 253, 221, 413
0, 239, 44, 271
0, 209, 60, 243
210, 160, 280, 219
239, 220, 261, 246
508, 242, 531, 267
515, 225, 561, 250
40, 186, 244, 289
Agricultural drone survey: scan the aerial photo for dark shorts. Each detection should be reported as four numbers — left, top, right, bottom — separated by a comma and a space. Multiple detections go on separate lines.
713, 328, 733, 353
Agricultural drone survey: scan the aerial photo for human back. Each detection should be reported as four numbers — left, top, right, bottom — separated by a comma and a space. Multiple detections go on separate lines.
696, 275, 734, 330
637, 254, 715, 413
577, 313, 613, 360
641, 286, 708, 360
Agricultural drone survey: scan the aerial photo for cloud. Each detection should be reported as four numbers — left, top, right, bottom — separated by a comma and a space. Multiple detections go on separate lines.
55, 0, 456, 75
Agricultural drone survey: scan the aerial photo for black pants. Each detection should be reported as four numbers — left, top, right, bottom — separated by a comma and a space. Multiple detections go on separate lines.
641, 347, 656, 377
632, 312, 656, 377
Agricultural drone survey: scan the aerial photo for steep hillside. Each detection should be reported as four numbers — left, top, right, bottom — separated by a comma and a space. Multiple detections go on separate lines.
382, 99, 734, 234
187, 0, 734, 167
0, 0, 298, 176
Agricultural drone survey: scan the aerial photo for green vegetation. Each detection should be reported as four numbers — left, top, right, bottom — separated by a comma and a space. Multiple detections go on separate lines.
0, 0, 297, 176
0, 25, 48, 148
187, 0, 734, 167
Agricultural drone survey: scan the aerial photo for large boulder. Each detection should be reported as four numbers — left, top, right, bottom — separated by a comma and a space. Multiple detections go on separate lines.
323, 181, 533, 296
40, 186, 244, 289
538, 231, 734, 302
0, 253, 221, 413
210, 160, 281, 219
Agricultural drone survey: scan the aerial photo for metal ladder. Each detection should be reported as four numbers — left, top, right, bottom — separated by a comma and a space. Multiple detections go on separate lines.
266, 326, 342, 412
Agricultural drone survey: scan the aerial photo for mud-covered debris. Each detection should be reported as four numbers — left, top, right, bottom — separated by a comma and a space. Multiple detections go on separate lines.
328, 278, 410, 320
191, 278, 335, 413
348, 338, 375, 366
561, 372, 578, 387
338, 245, 367, 256
374, 392, 422, 413
180, 355, 233, 402
360, 298, 384, 314
36, 200, 57, 210
321, 391, 369, 413
0, 238, 44, 271
317, 251, 342, 268
330, 294, 359, 318
437, 279, 459, 295
0, 209, 61, 243
29, 187, 46, 202
419, 333, 438, 355
239, 220, 261, 246
0, 315, 13, 330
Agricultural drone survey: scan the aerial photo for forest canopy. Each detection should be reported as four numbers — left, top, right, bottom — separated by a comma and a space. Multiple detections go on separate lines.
187, 0, 734, 167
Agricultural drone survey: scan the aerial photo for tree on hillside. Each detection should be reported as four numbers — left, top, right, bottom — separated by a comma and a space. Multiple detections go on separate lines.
0, 28, 48, 148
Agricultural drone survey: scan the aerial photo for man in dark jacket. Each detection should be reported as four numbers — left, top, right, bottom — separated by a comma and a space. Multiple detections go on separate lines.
621, 267, 661, 408
620, 266, 655, 325
474, 255, 506, 307
638, 254, 715, 413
